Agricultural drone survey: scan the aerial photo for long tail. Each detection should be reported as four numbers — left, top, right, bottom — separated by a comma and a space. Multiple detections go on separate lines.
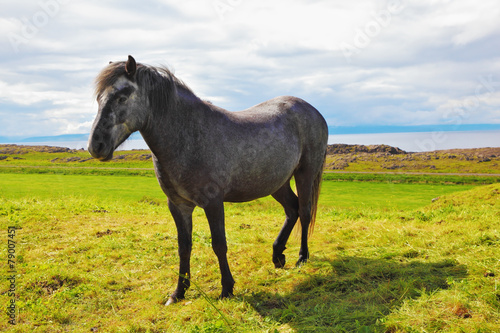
308, 153, 325, 236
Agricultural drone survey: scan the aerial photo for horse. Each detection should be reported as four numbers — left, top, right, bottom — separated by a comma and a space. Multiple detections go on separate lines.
88, 55, 328, 305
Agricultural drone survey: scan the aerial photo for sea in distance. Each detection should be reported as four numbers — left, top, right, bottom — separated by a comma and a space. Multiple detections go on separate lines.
10, 130, 500, 153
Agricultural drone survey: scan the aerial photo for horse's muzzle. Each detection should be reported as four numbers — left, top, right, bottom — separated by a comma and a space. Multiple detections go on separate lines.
88, 137, 114, 161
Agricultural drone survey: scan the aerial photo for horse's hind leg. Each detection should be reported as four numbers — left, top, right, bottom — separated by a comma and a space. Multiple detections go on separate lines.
294, 169, 315, 266
272, 181, 299, 268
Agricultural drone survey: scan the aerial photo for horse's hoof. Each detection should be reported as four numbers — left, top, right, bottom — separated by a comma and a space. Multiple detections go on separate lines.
165, 296, 179, 306
295, 257, 308, 267
218, 291, 234, 300
273, 254, 286, 268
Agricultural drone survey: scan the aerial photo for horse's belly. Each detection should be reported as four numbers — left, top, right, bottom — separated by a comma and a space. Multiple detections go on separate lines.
224, 186, 281, 202
223, 167, 294, 202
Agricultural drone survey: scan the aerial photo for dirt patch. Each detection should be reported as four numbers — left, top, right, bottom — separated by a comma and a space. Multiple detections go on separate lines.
96, 229, 115, 237
27, 275, 82, 295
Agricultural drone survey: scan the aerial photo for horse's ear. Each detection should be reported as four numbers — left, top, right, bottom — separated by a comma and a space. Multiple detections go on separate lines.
125, 55, 136, 78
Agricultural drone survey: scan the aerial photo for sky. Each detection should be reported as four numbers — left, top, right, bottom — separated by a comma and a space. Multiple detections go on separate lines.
1, 0, 500, 141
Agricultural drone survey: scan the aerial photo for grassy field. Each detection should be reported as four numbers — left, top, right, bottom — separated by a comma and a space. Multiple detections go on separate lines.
2, 144, 500, 178
2, 144, 499, 191
1, 165, 499, 331
0, 173, 476, 210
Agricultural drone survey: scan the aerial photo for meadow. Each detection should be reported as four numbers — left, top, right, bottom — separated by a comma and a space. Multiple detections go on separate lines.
0, 146, 499, 332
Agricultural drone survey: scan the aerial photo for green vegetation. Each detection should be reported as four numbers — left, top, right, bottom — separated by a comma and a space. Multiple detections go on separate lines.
0, 144, 153, 169
2, 144, 500, 184
0, 145, 155, 177
325, 145, 500, 174
0, 173, 475, 211
0, 174, 162, 201
323, 172, 500, 185
0, 145, 499, 332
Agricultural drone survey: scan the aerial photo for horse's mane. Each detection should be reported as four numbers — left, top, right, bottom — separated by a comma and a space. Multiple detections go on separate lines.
94, 61, 193, 115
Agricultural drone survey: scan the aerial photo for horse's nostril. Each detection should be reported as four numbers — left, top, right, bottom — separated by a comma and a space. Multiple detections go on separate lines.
88, 132, 106, 157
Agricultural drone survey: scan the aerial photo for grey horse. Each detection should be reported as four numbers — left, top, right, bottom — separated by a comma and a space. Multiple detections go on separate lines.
88, 56, 328, 305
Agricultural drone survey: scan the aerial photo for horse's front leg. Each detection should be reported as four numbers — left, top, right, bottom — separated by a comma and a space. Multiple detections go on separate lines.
204, 198, 235, 299
166, 199, 195, 305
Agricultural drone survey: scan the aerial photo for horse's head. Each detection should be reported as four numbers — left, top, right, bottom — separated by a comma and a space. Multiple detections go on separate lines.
88, 55, 146, 161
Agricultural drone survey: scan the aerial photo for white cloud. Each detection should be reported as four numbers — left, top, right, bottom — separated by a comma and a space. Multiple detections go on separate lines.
1, 0, 500, 138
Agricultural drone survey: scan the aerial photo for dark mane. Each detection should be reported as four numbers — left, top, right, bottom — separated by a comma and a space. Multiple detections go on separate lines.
94, 61, 193, 115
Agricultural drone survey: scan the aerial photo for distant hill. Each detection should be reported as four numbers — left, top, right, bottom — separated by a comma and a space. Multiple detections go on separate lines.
0, 134, 89, 143
327, 144, 406, 155
326, 144, 500, 173
19, 134, 89, 142
326, 144, 500, 157
0, 133, 145, 144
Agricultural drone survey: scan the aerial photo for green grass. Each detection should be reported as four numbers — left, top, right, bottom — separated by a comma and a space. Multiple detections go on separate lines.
0, 173, 474, 210
3, 145, 500, 187
1, 170, 499, 332
324, 172, 500, 185
0, 174, 163, 201
2, 144, 500, 182
0, 146, 153, 169
318, 181, 474, 210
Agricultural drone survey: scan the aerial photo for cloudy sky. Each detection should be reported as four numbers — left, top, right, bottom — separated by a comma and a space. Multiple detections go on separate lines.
1, 0, 500, 140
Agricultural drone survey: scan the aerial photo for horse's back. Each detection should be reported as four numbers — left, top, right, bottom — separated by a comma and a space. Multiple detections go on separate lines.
219, 96, 327, 202
228, 95, 327, 145
242, 95, 328, 161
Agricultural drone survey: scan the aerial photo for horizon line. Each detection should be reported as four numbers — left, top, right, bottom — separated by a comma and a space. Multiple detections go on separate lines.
1, 124, 500, 143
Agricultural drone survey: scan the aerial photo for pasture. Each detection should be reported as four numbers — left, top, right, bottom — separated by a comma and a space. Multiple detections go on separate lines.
1, 170, 499, 332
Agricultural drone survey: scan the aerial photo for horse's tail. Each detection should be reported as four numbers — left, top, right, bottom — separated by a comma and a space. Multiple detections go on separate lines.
308, 153, 325, 236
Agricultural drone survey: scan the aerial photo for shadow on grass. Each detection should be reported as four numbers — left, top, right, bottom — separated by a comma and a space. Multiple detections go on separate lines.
246, 256, 467, 332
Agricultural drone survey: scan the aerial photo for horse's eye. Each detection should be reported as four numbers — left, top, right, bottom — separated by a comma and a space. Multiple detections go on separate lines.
117, 96, 127, 104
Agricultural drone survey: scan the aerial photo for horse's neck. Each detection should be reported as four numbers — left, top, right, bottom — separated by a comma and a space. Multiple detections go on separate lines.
140, 86, 217, 161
